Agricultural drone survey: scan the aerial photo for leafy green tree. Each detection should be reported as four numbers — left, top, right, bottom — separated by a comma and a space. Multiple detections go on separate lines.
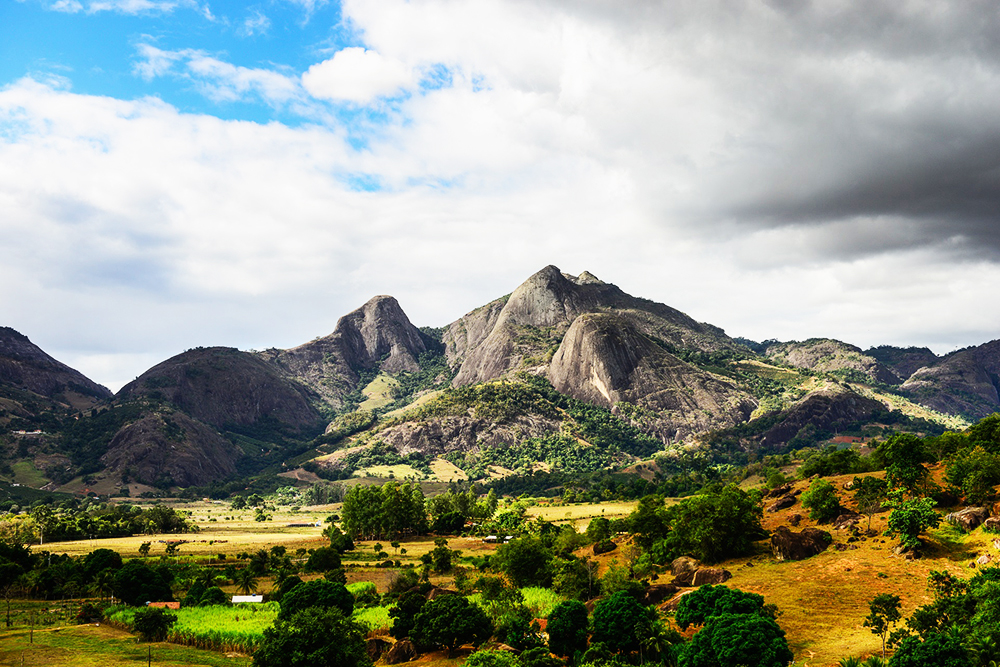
655, 484, 764, 563
864, 593, 902, 659
551, 557, 598, 601
629, 495, 671, 549
801, 478, 842, 523
278, 579, 353, 620
886, 492, 940, 550
945, 446, 1000, 505
877, 434, 931, 496
389, 590, 427, 640
674, 585, 769, 630
585, 517, 612, 543
547, 599, 589, 659
591, 591, 657, 654
112, 560, 173, 606
305, 547, 342, 573
200, 586, 228, 606
253, 607, 372, 667
132, 607, 177, 641
411, 594, 493, 657
491, 537, 553, 588
678, 613, 793, 667
888, 630, 972, 667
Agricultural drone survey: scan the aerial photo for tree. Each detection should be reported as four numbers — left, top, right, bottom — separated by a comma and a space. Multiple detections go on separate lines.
253, 607, 372, 667
305, 547, 342, 573
864, 593, 902, 659
889, 630, 972, 667
853, 476, 888, 532
655, 484, 764, 563
278, 579, 353, 620
411, 594, 493, 657
678, 613, 793, 667
547, 600, 589, 659
886, 492, 940, 550
675, 585, 769, 630
591, 591, 657, 655
491, 537, 553, 588
389, 590, 427, 640
112, 560, 173, 606
463, 650, 520, 667
235, 568, 258, 596
132, 607, 177, 641
801, 478, 842, 523
877, 434, 931, 496
138, 542, 151, 557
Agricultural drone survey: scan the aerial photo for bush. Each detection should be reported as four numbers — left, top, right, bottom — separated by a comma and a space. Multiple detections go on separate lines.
547, 599, 589, 658
678, 613, 793, 667
464, 650, 520, 667
278, 579, 353, 621
801, 479, 842, 523
591, 591, 656, 654
132, 607, 177, 642
411, 594, 493, 657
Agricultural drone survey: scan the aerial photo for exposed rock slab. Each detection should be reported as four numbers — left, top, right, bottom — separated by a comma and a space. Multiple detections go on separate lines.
765, 338, 898, 384
771, 526, 833, 561
945, 507, 989, 532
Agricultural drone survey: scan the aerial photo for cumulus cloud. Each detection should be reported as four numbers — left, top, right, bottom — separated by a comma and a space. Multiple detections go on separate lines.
5, 0, 1000, 388
302, 47, 414, 104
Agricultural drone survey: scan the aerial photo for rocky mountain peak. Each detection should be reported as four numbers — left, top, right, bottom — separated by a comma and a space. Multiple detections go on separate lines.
0, 326, 112, 402
332, 295, 426, 373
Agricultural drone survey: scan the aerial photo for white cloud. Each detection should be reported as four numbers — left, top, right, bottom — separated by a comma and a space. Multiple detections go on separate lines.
302, 47, 414, 104
133, 45, 302, 108
49, 0, 201, 13
239, 9, 271, 37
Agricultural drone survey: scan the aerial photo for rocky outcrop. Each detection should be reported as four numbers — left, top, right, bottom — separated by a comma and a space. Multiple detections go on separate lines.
866, 345, 939, 382
767, 495, 797, 513
384, 640, 418, 664
118, 347, 323, 431
670, 557, 699, 577
447, 265, 739, 387
900, 349, 1000, 420
640, 584, 680, 606
0, 326, 111, 403
261, 295, 429, 409
765, 339, 899, 384
771, 526, 833, 561
374, 413, 561, 460
756, 387, 886, 450
691, 568, 732, 586
548, 313, 756, 441
100, 410, 242, 487
945, 507, 989, 532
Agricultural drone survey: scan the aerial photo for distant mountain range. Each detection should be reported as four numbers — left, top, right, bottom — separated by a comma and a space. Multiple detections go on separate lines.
1, 266, 997, 496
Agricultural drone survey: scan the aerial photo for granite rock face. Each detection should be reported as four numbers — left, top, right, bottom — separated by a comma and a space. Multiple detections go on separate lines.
771, 526, 833, 561
0, 326, 111, 402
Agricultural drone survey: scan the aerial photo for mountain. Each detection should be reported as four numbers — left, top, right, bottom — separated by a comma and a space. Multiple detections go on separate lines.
445, 265, 737, 384
763, 339, 898, 385
5, 265, 998, 494
0, 327, 111, 408
259, 295, 430, 410
899, 341, 1000, 420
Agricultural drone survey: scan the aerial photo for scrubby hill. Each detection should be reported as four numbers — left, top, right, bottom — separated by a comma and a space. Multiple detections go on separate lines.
764, 338, 898, 385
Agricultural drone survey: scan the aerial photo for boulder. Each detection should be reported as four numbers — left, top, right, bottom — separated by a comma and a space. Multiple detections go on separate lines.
767, 495, 797, 513
787, 514, 802, 527
833, 513, 862, 530
640, 584, 680, 606
983, 517, 1000, 533
671, 570, 696, 587
670, 557, 699, 576
691, 568, 732, 586
770, 526, 833, 561
659, 589, 696, 612
977, 554, 992, 566
384, 640, 418, 665
366, 638, 392, 661
993, 538, 1000, 551
945, 507, 989, 532
766, 484, 792, 498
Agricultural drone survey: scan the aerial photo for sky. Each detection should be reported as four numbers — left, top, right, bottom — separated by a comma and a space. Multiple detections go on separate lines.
2, 0, 1000, 392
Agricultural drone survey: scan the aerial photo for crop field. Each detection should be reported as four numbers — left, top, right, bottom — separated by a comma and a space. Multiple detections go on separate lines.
526, 500, 637, 530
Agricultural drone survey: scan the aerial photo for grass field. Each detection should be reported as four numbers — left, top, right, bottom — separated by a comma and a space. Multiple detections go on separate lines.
358, 373, 401, 412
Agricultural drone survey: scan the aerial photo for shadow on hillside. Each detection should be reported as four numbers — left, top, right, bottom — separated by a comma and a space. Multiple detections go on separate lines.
923, 524, 977, 561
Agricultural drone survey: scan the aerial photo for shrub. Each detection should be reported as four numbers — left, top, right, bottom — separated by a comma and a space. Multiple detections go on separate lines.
132, 607, 177, 642
278, 579, 353, 621
801, 479, 842, 523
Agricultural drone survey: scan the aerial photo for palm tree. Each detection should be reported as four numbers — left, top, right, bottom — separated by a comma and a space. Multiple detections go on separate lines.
92, 570, 114, 602
235, 568, 258, 596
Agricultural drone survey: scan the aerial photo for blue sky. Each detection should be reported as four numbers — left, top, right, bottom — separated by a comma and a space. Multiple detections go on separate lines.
3, 0, 1000, 390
